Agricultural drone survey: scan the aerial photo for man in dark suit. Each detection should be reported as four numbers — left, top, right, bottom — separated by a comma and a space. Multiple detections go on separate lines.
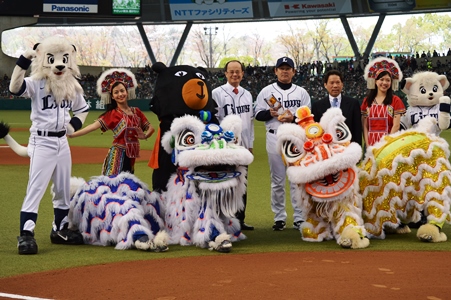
312, 70, 362, 146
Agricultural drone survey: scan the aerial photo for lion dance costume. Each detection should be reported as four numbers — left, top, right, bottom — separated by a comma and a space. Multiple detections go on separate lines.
276, 106, 369, 249
359, 117, 451, 242
161, 114, 253, 252
67, 173, 169, 251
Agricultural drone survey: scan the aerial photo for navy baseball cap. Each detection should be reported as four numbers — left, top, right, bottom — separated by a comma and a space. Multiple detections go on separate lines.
276, 57, 295, 68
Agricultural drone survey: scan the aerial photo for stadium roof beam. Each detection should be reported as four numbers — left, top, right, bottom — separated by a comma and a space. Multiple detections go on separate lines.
340, 16, 360, 60
137, 22, 157, 65
170, 21, 192, 67
363, 14, 385, 60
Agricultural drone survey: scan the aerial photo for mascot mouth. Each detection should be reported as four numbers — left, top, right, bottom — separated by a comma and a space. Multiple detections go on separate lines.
54, 72, 64, 76
187, 165, 241, 182
305, 168, 355, 199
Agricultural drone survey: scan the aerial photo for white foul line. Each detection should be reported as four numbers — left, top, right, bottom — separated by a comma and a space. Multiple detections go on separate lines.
0, 292, 53, 300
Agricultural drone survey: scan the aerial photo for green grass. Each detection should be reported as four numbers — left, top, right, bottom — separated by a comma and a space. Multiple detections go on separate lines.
1, 110, 451, 279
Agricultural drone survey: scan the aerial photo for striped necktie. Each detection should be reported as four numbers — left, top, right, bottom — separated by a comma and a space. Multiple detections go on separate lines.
333, 98, 338, 107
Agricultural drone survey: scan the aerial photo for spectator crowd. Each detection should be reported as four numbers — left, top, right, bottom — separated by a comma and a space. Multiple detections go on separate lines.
2, 52, 451, 105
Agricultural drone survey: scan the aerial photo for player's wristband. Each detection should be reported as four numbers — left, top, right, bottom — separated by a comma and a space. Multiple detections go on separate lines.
16, 55, 32, 70
439, 102, 450, 112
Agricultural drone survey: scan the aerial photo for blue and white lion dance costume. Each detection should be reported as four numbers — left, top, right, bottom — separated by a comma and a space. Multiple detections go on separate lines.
161, 114, 254, 252
68, 172, 169, 251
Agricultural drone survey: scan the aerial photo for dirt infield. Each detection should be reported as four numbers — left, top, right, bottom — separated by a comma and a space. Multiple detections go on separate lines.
0, 146, 152, 165
0, 251, 450, 300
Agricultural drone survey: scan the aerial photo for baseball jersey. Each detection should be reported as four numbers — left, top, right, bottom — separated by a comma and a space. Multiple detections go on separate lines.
254, 82, 311, 131
212, 83, 254, 149
401, 105, 441, 135
21, 78, 89, 133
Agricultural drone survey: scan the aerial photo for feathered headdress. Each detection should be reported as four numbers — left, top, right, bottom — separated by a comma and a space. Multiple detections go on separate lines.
364, 57, 403, 91
96, 68, 137, 104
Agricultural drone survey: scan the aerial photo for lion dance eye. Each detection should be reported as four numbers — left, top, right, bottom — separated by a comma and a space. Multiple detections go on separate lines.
283, 141, 302, 159
183, 135, 195, 145
178, 129, 196, 147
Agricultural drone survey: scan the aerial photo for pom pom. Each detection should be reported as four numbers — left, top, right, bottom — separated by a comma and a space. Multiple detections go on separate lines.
199, 110, 211, 123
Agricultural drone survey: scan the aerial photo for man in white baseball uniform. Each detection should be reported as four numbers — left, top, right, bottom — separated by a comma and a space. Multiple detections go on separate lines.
254, 57, 311, 231
9, 37, 89, 254
212, 60, 254, 230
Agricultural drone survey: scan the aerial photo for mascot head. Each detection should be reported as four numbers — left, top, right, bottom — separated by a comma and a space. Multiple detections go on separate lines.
403, 71, 449, 107
30, 36, 83, 104
277, 106, 362, 202
150, 62, 217, 119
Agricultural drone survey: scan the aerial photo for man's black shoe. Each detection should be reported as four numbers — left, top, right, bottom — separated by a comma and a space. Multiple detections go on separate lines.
240, 223, 254, 230
18, 231, 38, 255
50, 228, 84, 245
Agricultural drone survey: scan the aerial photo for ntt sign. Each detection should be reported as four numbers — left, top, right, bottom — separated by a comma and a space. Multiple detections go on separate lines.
43, 0, 98, 13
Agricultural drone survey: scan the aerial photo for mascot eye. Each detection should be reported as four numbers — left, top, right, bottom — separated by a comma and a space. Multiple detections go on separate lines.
47, 55, 54, 64
62, 54, 69, 64
177, 129, 196, 147
175, 71, 188, 77
420, 86, 426, 94
196, 72, 206, 80
433, 85, 438, 92
334, 122, 351, 143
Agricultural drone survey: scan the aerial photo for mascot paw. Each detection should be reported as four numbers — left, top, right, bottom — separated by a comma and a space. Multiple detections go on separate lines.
439, 96, 451, 104
208, 233, 232, 253
339, 227, 370, 249
417, 224, 447, 242
151, 231, 169, 252
135, 232, 169, 252
396, 223, 411, 234
0, 121, 10, 139
23, 49, 36, 60
135, 236, 151, 251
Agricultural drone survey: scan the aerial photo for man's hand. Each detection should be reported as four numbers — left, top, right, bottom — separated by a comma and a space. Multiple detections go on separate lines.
277, 110, 294, 123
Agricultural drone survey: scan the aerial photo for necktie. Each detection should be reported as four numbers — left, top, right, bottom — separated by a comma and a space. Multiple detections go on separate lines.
233, 88, 239, 95
333, 98, 338, 107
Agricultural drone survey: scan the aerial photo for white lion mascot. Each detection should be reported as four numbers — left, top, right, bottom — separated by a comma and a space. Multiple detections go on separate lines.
6, 36, 89, 255
276, 106, 369, 249
400, 71, 451, 134
65, 173, 169, 251
161, 114, 253, 252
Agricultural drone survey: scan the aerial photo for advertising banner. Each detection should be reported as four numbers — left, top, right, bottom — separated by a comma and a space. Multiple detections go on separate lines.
368, 0, 451, 13
112, 0, 141, 15
268, 0, 352, 17
43, 0, 98, 14
169, 0, 253, 21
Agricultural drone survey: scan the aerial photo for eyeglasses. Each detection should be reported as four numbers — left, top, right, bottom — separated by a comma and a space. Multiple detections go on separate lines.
226, 70, 243, 74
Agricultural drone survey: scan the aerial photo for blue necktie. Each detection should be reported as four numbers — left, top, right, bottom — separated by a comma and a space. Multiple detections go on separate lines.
333, 98, 338, 107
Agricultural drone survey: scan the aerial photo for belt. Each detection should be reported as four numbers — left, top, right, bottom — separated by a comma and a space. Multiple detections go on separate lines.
37, 130, 66, 138
269, 129, 277, 134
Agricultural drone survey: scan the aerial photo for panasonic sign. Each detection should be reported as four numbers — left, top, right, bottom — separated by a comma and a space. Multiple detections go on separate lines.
43, 1, 98, 13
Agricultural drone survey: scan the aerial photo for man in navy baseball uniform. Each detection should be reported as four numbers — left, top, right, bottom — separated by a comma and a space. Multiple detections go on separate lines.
254, 57, 311, 231
212, 60, 254, 230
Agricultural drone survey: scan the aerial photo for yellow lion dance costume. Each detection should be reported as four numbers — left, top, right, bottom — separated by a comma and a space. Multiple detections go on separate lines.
359, 117, 451, 242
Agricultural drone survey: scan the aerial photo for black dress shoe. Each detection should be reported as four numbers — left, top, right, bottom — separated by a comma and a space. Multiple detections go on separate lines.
240, 223, 254, 230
